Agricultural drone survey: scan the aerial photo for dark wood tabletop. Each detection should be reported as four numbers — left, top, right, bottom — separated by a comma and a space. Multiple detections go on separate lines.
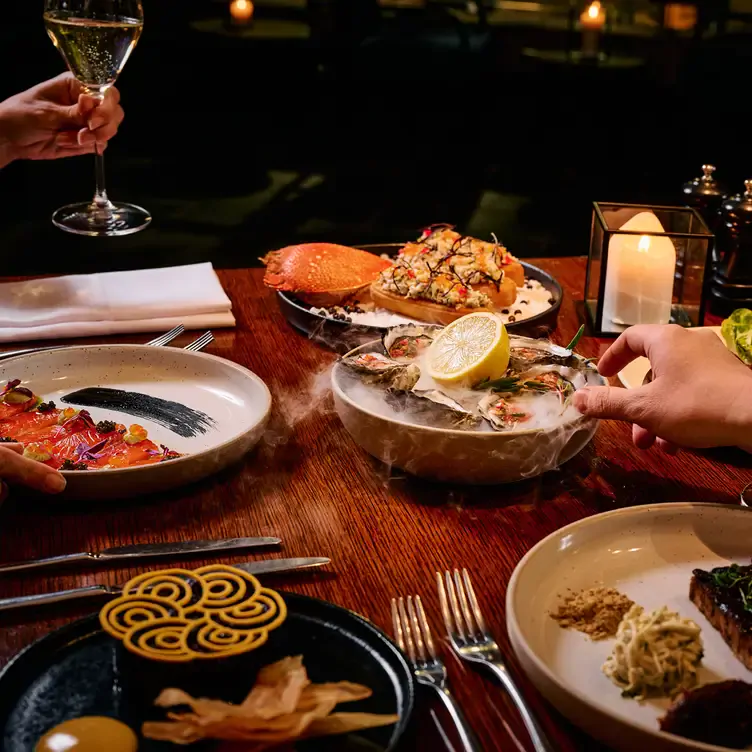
0, 256, 750, 752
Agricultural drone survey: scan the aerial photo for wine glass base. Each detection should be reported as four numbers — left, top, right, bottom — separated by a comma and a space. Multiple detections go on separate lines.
52, 201, 152, 237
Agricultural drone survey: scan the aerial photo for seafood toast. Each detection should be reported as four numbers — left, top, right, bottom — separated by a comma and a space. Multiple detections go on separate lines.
371, 226, 524, 323
262, 243, 392, 307
689, 564, 752, 670
370, 285, 499, 326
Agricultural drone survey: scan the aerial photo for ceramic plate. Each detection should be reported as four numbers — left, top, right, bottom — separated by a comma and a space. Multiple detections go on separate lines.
617, 327, 723, 389
507, 503, 752, 752
332, 339, 605, 484
0, 345, 271, 500
0, 592, 414, 752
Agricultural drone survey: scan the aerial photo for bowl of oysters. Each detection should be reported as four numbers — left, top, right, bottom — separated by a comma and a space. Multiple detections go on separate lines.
331, 317, 606, 484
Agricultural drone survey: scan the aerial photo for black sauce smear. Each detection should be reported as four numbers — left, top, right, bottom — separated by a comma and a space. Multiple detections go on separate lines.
62, 387, 216, 438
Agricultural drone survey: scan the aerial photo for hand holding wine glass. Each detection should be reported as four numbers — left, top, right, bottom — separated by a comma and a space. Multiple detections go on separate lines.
44, 0, 149, 236
0, 73, 123, 167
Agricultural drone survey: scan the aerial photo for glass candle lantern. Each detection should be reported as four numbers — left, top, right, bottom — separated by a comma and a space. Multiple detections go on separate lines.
585, 203, 713, 337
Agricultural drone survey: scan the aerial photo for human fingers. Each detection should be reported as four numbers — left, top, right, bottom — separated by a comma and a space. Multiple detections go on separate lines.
87, 105, 124, 146
0, 447, 66, 494
596, 325, 679, 378
656, 438, 679, 455
1, 442, 23, 455
573, 384, 653, 423
632, 424, 656, 450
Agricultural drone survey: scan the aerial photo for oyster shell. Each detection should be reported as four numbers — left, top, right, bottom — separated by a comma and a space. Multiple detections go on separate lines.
389, 364, 421, 391
341, 352, 403, 375
386, 388, 480, 428
508, 335, 576, 373
478, 393, 533, 432
341, 351, 421, 390
382, 324, 439, 361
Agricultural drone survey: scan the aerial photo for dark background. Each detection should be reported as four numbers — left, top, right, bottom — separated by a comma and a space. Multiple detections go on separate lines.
1, 0, 750, 274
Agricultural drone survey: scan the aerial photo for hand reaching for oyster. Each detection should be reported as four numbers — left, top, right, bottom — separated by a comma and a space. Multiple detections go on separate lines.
573, 324, 752, 454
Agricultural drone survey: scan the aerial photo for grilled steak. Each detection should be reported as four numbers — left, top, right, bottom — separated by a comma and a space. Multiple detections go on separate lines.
690, 564, 752, 669
660, 680, 752, 748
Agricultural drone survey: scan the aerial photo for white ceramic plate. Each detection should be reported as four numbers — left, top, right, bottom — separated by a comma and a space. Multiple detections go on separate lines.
617, 327, 724, 389
0, 345, 271, 500
507, 503, 752, 752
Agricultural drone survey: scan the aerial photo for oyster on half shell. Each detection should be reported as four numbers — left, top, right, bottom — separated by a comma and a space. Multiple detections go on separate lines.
340, 352, 420, 390
382, 324, 440, 361
386, 388, 480, 428
478, 392, 533, 432
508, 335, 576, 373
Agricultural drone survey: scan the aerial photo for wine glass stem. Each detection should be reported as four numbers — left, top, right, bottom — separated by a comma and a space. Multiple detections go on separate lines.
93, 146, 110, 208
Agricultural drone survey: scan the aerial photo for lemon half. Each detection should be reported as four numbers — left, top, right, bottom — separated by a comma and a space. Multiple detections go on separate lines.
427, 312, 510, 385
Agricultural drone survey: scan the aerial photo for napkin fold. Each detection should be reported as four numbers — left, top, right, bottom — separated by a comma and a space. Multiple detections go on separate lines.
0, 263, 236, 344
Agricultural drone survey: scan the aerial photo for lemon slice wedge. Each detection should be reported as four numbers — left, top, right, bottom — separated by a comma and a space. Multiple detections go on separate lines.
427, 312, 510, 385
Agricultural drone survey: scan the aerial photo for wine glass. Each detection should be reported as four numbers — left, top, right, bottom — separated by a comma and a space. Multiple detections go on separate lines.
44, 0, 150, 236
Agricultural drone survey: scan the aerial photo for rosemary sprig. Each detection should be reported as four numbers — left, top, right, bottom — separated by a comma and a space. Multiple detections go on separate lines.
565, 324, 585, 352
474, 376, 521, 392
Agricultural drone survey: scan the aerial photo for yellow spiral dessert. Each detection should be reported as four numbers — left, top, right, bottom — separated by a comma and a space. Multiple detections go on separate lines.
100, 564, 287, 662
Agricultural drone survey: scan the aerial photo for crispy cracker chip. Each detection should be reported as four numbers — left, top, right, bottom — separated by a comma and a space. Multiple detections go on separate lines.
142, 656, 399, 746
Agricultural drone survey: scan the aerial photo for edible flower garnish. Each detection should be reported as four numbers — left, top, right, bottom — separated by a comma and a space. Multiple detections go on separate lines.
123, 424, 148, 445
74, 439, 109, 462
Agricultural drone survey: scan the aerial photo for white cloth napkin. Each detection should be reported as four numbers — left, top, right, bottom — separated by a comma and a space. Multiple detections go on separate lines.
0, 263, 236, 344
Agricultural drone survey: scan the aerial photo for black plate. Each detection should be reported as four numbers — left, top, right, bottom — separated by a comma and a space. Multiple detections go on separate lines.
276, 244, 564, 353
0, 592, 414, 752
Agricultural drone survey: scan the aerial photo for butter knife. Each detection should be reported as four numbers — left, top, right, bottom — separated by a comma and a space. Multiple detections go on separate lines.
0, 557, 330, 612
0, 537, 282, 575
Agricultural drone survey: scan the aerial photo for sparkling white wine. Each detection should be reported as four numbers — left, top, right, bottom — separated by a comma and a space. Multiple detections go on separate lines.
44, 12, 143, 92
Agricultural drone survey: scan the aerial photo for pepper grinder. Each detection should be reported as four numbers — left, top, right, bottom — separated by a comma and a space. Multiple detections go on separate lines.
709, 180, 752, 317
682, 164, 726, 264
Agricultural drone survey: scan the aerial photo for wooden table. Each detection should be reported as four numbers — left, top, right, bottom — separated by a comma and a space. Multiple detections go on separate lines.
0, 256, 750, 751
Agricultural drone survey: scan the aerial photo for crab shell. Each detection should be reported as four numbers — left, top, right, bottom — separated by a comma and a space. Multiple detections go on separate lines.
262, 243, 392, 307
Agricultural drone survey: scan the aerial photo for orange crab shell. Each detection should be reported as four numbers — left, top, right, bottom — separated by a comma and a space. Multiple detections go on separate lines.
262, 243, 392, 307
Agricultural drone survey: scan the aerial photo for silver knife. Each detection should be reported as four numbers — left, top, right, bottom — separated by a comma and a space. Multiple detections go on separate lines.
0, 537, 282, 575
0, 557, 330, 613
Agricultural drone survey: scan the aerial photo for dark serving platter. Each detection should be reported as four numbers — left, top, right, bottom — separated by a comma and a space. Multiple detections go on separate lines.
276, 244, 564, 353
0, 592, 414, 752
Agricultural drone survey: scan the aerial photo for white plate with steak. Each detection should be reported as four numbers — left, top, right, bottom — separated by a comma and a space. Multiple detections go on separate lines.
507, 503, 752, 752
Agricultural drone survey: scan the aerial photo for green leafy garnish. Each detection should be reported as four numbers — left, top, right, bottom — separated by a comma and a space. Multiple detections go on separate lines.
565, 324, 585, 352
711, 564, 752, 613
721, 309, 752, 365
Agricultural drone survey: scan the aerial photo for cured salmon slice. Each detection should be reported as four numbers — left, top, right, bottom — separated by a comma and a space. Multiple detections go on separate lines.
0, 379, 184, 470
262, 243, 392, 306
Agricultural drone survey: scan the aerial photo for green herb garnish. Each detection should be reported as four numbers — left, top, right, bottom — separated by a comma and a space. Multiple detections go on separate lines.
565, 324, 585, 352
474, 377, 522, 392
711, 564, 752, 613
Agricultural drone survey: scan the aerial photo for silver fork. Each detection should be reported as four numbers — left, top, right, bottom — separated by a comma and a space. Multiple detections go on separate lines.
391, 595, 480, 752
0, 325, 185, 362
143, 324, 185, 347
183, 331, 213, 352
438, 569, 555, 752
